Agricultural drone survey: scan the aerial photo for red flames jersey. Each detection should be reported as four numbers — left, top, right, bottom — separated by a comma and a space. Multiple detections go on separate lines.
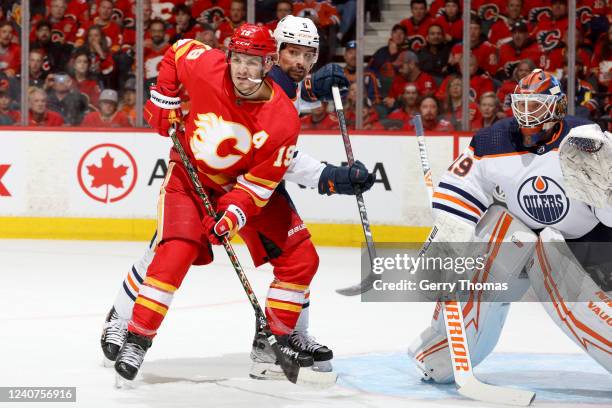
76, 20, 123, 52
0, 43, 21, 75
451, 42, 499, 76
154, 40, 300, 217
144, 43, 171, 79
399, 15, 433, 52
82, 110, 132, 127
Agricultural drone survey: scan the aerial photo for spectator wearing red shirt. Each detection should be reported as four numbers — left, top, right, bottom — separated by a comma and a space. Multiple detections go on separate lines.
144, 19, 171, 81
65, 0, 90, 25
497, 20, 541, 79
216, 0, 246, 48
30, 0, 79, 45
383, 83, 420, 130
0, 21, 20, 78
433, 0, 463, 45
450, 14, 499, 77
496, 58, 535, 114
591, 24, 612, 90
293, 0, 340, 29
75, 25, 115, 81
488, 0, 526, 47
167, 4, 204, 44
531, 0, 577, 53
72, 50, 102, 107
192, 0, 232, 28
437, 54, 494, 103
76, 0, 123, 54
472, 91, 503, 130
300, 102, 337, 130
265, 0, 293, 32
28, 87, 64, 126
340, 82, 381, 130
399, 0, 434, 52
441, 75, 482, 130
82, 89, 132, 127
524, 0, 552, 25
471, 0, 508, 26
385, 51, 436, 112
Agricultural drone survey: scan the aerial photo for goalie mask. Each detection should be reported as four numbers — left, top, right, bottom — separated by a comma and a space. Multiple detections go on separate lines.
511, 69, 568, 146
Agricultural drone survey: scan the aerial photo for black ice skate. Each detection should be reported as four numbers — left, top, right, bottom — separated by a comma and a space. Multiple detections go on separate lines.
289, 331, 334, 372
100, 307, 128, 367
114, 331, 152, 381
250, 330, 313, 380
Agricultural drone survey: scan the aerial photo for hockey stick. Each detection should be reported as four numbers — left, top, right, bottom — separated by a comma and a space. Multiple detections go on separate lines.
330, 86, 380, 296
167, 125, 302, 384
412, 115, 535, 406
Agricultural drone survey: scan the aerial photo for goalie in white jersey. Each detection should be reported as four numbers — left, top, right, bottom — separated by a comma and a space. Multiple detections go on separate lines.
409, 69, 612, 383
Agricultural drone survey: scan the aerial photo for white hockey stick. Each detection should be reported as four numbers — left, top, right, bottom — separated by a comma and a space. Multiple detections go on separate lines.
412, 115, 535, 406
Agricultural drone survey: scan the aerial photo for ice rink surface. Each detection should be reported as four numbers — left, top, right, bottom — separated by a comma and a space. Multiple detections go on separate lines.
1, 239, 610, 408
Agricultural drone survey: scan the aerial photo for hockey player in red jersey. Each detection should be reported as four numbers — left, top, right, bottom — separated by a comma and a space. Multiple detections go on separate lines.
409, 69, 612, 383
113, 23, 369, 382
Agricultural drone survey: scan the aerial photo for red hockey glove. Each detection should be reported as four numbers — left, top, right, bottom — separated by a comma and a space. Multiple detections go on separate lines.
203, 205, 247, 245
144, 85, 182, 136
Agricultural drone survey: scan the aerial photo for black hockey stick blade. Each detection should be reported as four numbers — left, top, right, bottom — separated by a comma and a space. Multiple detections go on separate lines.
263, 330, 300, 383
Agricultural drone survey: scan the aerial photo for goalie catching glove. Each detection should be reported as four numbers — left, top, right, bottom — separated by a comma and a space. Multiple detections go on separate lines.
559, 124, 612, 208
318, 160, 374, 195
144, 85, 182, 136
203, 204, 247, 245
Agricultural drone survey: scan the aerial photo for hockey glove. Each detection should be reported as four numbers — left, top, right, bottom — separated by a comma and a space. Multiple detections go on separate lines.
203, 204, 247, 245
318, 160, 374, 195
144, 85, 182, 136
311, 63, 349, 100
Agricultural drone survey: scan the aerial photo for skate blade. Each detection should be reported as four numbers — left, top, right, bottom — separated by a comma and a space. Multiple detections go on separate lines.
249, 362, 286, 381
115, 373, 137, 389
102, 356, 115, 368
312, 360, 332, 373
296, 367, 338, 388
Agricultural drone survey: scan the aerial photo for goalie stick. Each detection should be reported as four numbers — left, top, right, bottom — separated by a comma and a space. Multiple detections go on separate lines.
168, 125, 330, 386
330, 86, 379, 296
412, 115, 535, 406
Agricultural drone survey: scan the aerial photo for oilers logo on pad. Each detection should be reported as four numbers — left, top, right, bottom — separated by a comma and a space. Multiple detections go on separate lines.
518, 176, 569, 225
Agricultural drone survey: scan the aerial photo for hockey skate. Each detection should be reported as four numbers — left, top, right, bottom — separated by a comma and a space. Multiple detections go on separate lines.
114, 331, 152, 384
289, 330, 333, 372
250, 330, 313, 380
250, 330, 337, 387
100, 307, 128, 367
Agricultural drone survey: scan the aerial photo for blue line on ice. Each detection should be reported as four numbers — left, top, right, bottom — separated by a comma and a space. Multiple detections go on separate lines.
335, 352, 612, 404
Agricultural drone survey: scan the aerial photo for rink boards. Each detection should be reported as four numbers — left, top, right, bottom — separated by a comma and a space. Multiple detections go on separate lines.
0, 128, 472, 245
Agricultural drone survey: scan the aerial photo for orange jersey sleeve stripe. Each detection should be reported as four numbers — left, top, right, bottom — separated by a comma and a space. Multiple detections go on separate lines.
432, 192, 483, 216
135, 296, 168, 316
144, 276, 178, 293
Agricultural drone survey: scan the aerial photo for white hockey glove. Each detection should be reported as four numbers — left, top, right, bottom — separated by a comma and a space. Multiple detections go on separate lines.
559, 124, 612, 208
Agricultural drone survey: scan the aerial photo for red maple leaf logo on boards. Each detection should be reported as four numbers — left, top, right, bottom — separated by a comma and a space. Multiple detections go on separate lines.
86, 152, 128, 202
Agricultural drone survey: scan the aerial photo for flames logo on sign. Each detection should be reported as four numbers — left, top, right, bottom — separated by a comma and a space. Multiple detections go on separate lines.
518, 176, 569, 225
537, 29, 562, 52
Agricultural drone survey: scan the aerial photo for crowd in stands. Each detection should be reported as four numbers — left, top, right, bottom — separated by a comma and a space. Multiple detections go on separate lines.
0, 0, 608, 131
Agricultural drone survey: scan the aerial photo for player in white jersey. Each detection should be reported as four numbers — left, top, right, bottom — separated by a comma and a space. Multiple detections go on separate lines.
409, 69, 612, 384
101, 15, 363, 376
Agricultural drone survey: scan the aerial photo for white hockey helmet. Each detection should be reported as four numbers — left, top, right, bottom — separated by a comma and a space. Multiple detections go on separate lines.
273, 15, 319, 63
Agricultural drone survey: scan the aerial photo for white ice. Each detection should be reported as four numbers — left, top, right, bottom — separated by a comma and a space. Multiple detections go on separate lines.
1, 239, 610, 408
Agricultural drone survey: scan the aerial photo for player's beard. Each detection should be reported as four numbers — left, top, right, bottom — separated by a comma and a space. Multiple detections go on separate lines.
286, 66, 308, 82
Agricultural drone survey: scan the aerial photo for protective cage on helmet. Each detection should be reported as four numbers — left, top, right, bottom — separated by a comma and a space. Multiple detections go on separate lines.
510, 69, 568, 129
